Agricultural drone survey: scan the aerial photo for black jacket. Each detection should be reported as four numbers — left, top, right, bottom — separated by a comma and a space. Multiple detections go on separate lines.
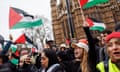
18, 64, 38, 72
38, 64, 65, 72
83, 27, 99, 72
0, 62, 18, 72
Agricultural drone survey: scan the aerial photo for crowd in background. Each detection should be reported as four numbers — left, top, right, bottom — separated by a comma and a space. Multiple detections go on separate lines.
0, 22, 120, 72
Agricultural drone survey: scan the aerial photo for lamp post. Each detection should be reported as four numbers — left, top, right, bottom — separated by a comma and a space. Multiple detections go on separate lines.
65, 0, 75, 40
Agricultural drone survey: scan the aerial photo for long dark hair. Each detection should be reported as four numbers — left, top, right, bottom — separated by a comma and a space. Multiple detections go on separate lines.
43, 49, 59, 68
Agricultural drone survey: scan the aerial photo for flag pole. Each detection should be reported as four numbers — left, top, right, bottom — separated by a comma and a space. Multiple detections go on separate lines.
78, 0, 86, 24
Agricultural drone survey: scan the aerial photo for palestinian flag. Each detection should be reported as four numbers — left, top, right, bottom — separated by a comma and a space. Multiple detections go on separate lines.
10, 29, 26, 44
10, 29, 37, 45
87, 18, 106, 31
79, 0, 88, 7
9, 7, 43, 29
10, 45, 19, 65
79, 0, 109, 9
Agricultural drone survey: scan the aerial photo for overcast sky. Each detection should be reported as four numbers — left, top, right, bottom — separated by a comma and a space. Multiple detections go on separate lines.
0, 0, 51, 40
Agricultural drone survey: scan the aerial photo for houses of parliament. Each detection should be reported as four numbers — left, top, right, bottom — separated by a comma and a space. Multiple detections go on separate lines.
50, 0, 120, 45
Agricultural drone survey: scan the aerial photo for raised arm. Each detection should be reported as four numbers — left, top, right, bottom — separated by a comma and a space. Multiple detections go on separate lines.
82, 22, 98, 72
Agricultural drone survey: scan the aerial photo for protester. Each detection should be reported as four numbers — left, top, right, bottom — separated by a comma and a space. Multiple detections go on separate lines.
56, 50, 73, 72
59, 43, 67, 52
39, 48, 65, 72
100, 29, 112, 47
71, 39, 89, 72
45, 40, 54, 49
97, 32, 120, 72
82, 22, 100, 72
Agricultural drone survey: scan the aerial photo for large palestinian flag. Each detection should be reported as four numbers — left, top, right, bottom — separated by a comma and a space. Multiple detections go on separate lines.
9, 7, 43, 29
86, 18, 106, 31
9, 7, 42, 44
79, 0, 109, 9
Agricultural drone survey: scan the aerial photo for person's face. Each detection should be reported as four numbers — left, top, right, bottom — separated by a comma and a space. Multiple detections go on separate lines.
60, 47, 65, 51
107, 38, 120, 62
101, 33, 108, 45
74, 46, 84, 59
41, 52, 49, 68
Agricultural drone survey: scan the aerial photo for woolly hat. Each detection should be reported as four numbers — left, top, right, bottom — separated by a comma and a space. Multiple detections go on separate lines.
72, 42, 89, 52
105, 32, 120, 42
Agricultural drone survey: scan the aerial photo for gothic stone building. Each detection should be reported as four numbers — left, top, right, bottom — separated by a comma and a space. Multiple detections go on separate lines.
51, 0, 120, 45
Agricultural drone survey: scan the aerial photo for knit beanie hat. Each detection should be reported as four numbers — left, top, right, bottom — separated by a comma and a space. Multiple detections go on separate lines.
105, 32, 120, 42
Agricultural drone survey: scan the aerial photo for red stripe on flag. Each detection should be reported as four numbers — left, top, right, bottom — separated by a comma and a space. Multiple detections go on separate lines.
66, 39, 70, 45
15, 50, 19, 57
79, 0, 88, 7
9, 7, 22, 29
31, 47, 35, 53
86, 18, 94, 27
15, 34, 26, 44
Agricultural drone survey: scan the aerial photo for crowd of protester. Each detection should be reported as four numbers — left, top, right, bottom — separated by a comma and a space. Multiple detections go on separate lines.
0, 21, 120, 72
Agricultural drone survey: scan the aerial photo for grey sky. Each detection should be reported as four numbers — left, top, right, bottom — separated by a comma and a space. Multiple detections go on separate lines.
0, 0, 51, 40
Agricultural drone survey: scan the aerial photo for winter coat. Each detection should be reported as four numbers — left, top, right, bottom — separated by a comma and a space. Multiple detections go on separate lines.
83, 27, 99, 72
0, 62, 18, 72
18, 64, 38, 72
39, 63, 66, 72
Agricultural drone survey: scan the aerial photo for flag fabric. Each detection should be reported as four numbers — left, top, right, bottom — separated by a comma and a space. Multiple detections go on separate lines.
25, 34, 37, 48
10, 29, 25, 44
11, 46, 19, 56
31, 47, 37, 53
86, 18, 106, 31
10, 29, 37, 46
66, 39, 70, 45
9, 7, 22, 29
79, 0, 109, 9
11, 7, 34, 18
79, 0, 88, 7
9, 7, 43, 29
15, 34, 26, 44
12, 17, 43, 29
10, 45, 19, 65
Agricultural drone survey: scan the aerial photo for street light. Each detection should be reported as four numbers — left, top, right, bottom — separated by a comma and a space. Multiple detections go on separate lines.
65, 0, 75, 40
